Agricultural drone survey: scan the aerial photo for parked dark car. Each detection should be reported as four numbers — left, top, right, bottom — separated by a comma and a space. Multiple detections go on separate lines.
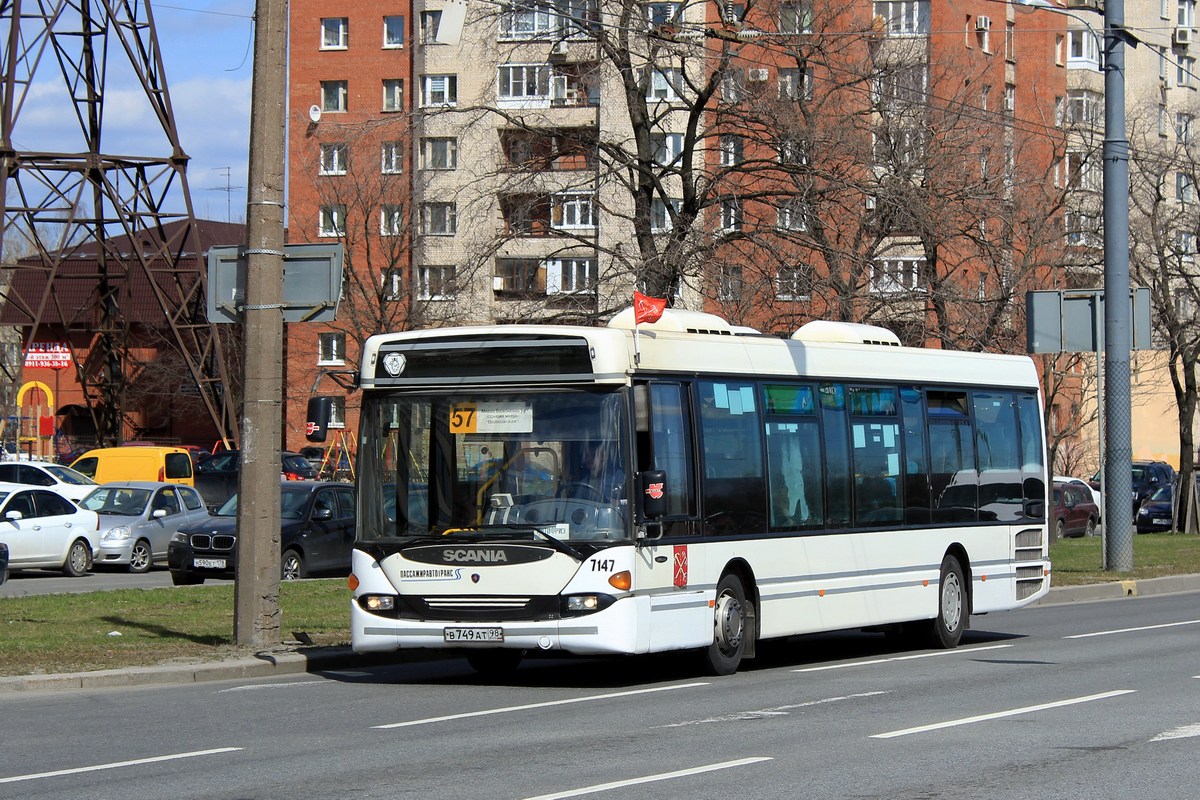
1090, 460, 1175, 519
0, 541, 8, 585
193, 450, 319, 511
167, 481, 355, 584
1052, 480, 1099, 538
1136, 484, 1176, 533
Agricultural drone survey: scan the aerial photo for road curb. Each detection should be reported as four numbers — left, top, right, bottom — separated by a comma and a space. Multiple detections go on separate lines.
3, 576, 1198, 694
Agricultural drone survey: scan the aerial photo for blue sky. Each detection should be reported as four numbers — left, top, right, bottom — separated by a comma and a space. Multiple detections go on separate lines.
11, 1, 255, 224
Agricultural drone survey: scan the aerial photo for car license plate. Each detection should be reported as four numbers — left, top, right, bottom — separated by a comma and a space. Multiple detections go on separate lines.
1153, 518, 1170, 525
443, 627, 504, 643
193, 557, 226, 569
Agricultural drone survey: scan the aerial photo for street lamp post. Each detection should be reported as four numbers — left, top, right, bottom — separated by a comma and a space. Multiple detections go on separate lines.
1017, 0, 1133, 571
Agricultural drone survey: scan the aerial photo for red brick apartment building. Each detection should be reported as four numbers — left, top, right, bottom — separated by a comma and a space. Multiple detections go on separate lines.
284, 0, 1067, 450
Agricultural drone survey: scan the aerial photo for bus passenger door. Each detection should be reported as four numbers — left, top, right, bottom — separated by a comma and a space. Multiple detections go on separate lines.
635, 382, 698, 539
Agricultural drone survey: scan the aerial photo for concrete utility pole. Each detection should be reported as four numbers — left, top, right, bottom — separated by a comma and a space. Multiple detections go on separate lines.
235, 0, 288, 647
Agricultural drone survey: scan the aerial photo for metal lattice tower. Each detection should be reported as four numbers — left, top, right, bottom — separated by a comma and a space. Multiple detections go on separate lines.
0, 0, 238, 446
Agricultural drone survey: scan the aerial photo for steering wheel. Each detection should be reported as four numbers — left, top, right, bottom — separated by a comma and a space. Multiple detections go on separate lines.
561, 482, 603, 501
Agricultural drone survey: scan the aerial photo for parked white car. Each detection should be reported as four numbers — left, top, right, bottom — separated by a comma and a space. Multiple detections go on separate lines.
81, 482, 210, 573
0, 461, 97, 504
0, 482, 99, 576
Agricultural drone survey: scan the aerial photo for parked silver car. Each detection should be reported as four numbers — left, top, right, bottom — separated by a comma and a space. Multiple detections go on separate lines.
81, 482, 210, 573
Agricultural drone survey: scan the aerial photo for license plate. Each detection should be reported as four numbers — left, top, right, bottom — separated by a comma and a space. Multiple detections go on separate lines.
443, 627, 504, 643
193, 557, 226, 569
1153, 518, 1170, 525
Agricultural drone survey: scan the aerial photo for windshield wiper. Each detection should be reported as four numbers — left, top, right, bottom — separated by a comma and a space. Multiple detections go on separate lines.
480, 523, 584, 561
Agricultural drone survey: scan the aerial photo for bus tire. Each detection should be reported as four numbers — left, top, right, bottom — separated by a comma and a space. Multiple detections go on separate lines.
928, 554, 966, 649
703, 573, 749, 676
465, 649, 523, 675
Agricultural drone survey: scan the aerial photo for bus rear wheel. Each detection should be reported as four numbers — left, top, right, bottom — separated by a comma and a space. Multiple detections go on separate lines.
927, 555, 966, 649
703, 573, 750, 676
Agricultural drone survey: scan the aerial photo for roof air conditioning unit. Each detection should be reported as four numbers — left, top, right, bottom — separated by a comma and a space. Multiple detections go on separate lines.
975, 16, 991, 32
551, 40, 568, 55
747, 68, 769, 82
1175, 27, 1192, 46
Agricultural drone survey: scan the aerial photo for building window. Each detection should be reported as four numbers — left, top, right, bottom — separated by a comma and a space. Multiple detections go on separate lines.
646, 1, 682, 27
651, 197, 681, 231
321, 17, 348, 49
422, 137, 458, 169
417, 265, 455, 300
1180, 0, 1196, 27
777, 135, 808, 165
646, 68, 683, 101
777, 198, 808, 232
1179, 56, 1197, 88
1055, 34, 1064, 65
779, 1, 813, 33
652, 132, 684, 166
552, 193, 597, 229
422, 74, 458, 106
494, 258, 544, 293
871, 257, 924, 294
719, 198, 742, 232
1003, 83, 1015, 117
718, 265, 743, 301
319, 143, 347, 175
1177, 171, 1195, 204
1054, 96, 1064, 127
498, 64, 552, 102
547, 257, 595, 294
382, 79, 404, 111
384, 15, 405, 48
775, 265, 810, 300
778, 67, 813, 100
321, 80, 348, 112
329, 396, 347, 429
318, 332, 346, 365
422, 202, 457, 235
420, 10, 443, 43
500, 2, 557, 38
381, 204, 404, 236
1067, 89, 1102, 127
319, 205, 346, 237
1178, 112, 1194, 143
1064, 210, 1099, 246
873, 0, 930, 35
381, 141, 404, 174
1063, 150, 1100, 192
383, 267, 404, 301
1005, 20, 1015, 61
1067, 29, 1100, 69
1175, 230, 1196, 261
720, 134, 742, 166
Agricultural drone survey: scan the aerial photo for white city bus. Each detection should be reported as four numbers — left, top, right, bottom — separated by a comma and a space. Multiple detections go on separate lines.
323, 308, 1050, 675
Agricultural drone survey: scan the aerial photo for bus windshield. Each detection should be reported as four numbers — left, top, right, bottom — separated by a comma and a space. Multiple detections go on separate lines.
358, 389, 631, 543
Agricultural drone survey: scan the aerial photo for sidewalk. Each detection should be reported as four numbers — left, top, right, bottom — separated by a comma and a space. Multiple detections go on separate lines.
2, 574, 1198, 694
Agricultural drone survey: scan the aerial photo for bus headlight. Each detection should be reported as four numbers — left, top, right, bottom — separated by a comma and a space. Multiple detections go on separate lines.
562, 593, 615, 617
360, 594, 396, 613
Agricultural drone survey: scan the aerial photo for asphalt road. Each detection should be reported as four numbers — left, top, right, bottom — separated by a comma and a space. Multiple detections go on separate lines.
0, 591, 1196, 799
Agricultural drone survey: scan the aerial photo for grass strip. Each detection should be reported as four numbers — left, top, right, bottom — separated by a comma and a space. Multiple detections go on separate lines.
1049, 532, 1200, 585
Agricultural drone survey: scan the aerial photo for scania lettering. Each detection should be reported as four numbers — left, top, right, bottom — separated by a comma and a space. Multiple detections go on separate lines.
324, 308, 1051, 675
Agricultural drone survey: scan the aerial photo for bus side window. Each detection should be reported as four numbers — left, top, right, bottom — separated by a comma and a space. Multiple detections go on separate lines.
647, 383, 696, 530
819, 383, 850, 528
697, 380, 766, 536
900, 388, 931, 524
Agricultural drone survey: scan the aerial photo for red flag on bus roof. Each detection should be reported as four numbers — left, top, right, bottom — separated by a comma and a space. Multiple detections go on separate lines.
633, 291, 667, 324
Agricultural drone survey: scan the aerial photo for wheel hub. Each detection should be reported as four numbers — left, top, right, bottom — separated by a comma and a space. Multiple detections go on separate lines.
941, 572, 962, 631
714, 592, 744, 652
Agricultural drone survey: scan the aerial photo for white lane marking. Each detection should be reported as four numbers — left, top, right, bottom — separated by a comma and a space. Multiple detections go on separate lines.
520, 757, 773, 800
1151, 724, 1200, 742
793, 644, 1013, 673
374, 682, 709, 729
0, 747, 243, 785
872, 690, 1136, 739
1063, 619, 1200, 639
661, 691, 890, 728
218, 680, 326, 693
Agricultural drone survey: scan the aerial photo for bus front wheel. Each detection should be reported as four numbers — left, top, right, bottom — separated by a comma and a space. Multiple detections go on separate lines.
703, 573, 750, 676
928, 555, 966, 649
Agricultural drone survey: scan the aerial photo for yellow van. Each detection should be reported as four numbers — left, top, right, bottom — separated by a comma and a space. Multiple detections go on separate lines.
70, 446, 195, 487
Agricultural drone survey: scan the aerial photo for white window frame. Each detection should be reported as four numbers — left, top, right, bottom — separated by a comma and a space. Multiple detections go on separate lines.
1177, 171, 1195, 204
383, 15, 405, 48
422, 74, 458, 106
546, 257, 596, 294
498, 63, 553, 105
1179, 0, 1196, 27
381, 204, 404, 236
1067, 88, 1102, 126
1175, 230, 1196, 261
383, 267, 404, 301
718, 264, 743, 301
1179, 56, 1197, 88
779, 1, 812, 34
647, 68, 683, 101
321, 17, 349, 50
318, 332, 346, 365
651, 197, 681, 231
552, 192, 597, 229
1178, 112, 1195, 143
872, 0, 930, 35
500, 2, 557, 39
319, 205, 346, 237
719, 198, 742, 233
646, 2, 682, 27
775, 265, 810, 300
422, 137, 458, 170
319, 143, 348, 176
720, 134, 742, 166
381, 141, 404, 174
321, 80, 348, 112
777, 198, 808, 232
382, 78, 404, 112
417, 265, 455, 300
420, 11, 443, 44
871, 257, 924, 294
652, 132, 684, 166
422, 202, 458, 235
1067, 28, 1101, 70
1003, 83, 1015, 116
1063, 150, 1100, 192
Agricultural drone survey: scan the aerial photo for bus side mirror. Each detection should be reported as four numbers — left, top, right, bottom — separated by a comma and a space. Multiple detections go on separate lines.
640, 470, 668, 519
306, 397, 333, 442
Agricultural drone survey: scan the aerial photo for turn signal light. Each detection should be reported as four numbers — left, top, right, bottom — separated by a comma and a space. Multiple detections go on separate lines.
608, 571, 631, 591
348, 573, 360, 591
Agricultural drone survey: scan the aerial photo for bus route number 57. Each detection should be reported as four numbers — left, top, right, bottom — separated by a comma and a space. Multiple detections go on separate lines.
450, 403, 477, 434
